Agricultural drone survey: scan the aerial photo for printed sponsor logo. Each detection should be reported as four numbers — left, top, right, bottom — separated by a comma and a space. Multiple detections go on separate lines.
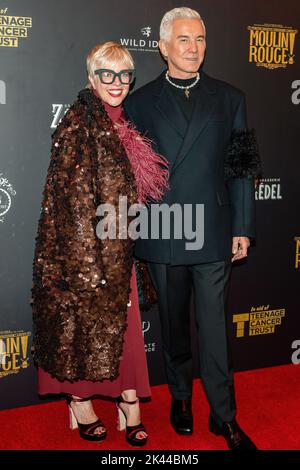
51, 104, 70, 129
0, 173, 16, 222
233, 305, 286, 337
0, 330, 31, 378
255, 178, 282, 200
0, 8, 33, 47
248, 24, 297, 69
120, 25, 158, 53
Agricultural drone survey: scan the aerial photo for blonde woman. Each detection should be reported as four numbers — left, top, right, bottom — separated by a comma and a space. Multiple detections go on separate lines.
31, 42, 168, 447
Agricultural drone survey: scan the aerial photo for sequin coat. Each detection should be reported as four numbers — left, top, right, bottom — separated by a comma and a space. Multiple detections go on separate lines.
31, 89, 140, 382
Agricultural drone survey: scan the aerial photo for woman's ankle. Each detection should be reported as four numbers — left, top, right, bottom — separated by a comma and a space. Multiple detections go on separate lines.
121, 389, 138, 403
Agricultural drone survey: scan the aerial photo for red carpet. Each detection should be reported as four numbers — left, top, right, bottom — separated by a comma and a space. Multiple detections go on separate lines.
0, 364, 299, 450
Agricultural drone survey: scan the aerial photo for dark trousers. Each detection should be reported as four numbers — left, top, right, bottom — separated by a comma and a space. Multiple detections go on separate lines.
147, 260, 236, 424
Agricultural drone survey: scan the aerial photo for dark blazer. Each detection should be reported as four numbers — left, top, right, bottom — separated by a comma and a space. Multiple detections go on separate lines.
125, 71, 256, 265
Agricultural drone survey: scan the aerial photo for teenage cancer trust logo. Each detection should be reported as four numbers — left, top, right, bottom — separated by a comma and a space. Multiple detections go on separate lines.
248, 24, 297, 69
0, 331, 31, 378
233, 305, 285, 337
0, 7, 32, 48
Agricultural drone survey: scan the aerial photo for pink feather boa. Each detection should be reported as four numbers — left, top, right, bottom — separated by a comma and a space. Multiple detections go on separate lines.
116, 119, 169, 204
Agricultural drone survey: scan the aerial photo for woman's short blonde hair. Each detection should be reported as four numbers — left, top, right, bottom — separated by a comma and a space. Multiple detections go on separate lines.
86, 42, 134, 81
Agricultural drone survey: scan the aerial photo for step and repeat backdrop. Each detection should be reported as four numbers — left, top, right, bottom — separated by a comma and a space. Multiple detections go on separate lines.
0, 0, 299, 410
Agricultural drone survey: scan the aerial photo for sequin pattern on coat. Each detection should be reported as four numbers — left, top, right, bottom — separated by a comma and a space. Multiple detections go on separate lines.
31, 89, 138, 382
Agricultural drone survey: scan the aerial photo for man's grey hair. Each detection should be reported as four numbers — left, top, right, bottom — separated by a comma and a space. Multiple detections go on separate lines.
160, 7, 206, 42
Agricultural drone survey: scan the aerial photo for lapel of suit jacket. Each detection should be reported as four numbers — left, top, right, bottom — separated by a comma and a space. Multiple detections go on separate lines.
154, 71, 187, 139
170, 71, 218, 175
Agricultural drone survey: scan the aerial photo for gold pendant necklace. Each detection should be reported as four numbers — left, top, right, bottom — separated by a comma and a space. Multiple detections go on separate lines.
165, 71, 200, 99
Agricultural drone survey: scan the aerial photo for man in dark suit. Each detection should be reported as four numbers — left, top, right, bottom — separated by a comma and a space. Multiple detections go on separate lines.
125, 7, 259, 450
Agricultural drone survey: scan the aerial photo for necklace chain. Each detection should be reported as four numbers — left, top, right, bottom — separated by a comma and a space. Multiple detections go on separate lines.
165, 71, 200, 98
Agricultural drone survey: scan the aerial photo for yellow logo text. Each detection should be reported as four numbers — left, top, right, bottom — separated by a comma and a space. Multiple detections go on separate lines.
0, 331, 31, 377
248, 24, 297, 69
0, 9, 32, 47
233, 305, 285, 337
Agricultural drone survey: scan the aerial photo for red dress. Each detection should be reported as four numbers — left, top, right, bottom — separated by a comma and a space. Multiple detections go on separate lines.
38, 102, 151, 399
38, 264, 150, 398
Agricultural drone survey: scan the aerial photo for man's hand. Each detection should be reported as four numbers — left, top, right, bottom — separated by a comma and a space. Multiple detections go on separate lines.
231, 236, 250, 262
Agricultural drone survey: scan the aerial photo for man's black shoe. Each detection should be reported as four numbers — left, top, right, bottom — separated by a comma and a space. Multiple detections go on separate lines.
170, 399, 193, 435
209, 414, 257, 450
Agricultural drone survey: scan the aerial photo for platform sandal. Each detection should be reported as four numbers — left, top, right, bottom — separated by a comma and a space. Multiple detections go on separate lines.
66, 395, 107, 442
116, 396, 148, 447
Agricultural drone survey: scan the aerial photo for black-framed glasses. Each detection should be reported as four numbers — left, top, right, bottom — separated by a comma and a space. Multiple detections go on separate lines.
94, 68, 136, 85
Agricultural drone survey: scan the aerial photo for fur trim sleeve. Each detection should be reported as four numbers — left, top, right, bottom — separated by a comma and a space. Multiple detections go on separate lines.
225, 129, 262, 180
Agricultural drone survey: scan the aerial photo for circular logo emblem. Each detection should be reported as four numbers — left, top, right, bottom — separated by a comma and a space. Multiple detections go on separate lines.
0, 174, 16, 222
0, 187, 11, 218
